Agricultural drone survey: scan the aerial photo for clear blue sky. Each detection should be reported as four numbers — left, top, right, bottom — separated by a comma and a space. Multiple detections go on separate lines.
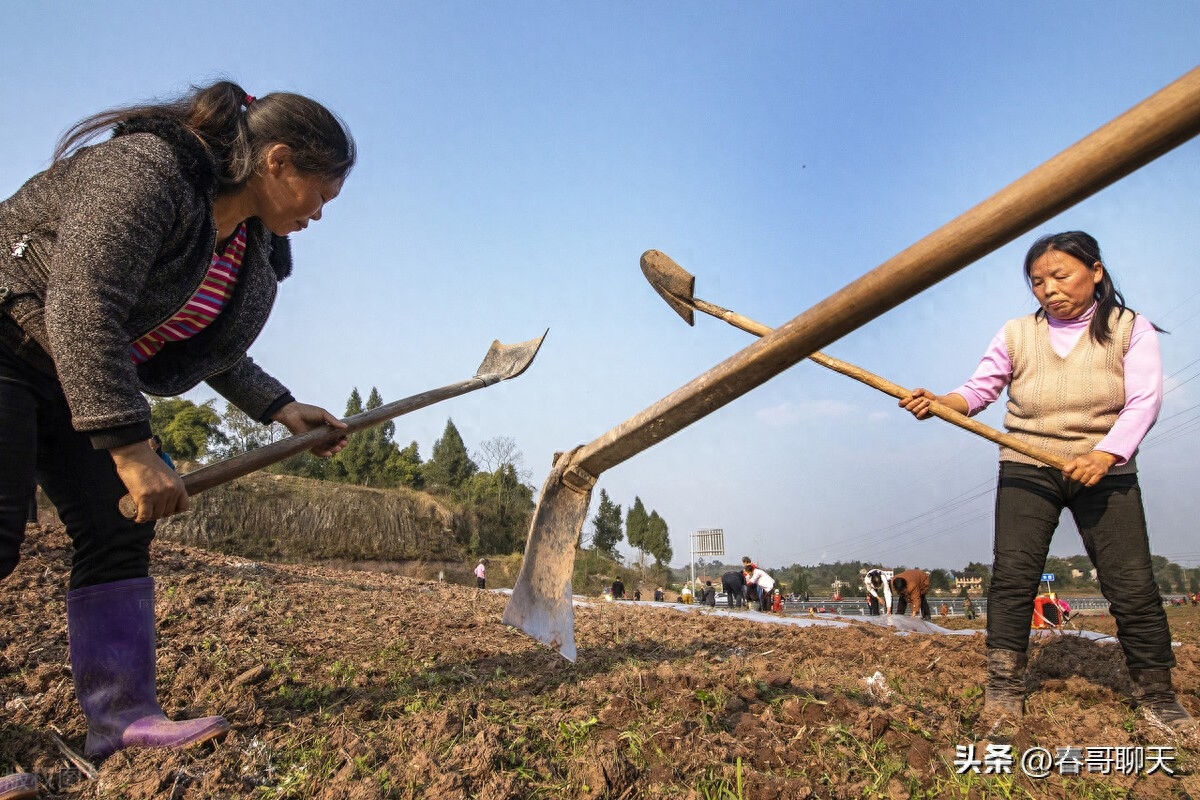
4, 2, 1199, 574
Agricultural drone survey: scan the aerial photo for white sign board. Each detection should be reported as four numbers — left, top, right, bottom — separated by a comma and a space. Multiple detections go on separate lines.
693, 528, 725, 556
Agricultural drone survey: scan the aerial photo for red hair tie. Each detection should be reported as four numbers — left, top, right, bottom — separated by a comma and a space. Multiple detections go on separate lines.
244, 94, 256, 107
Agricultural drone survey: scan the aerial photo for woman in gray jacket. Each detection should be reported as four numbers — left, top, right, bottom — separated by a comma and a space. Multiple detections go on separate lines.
0, 79, 354, 772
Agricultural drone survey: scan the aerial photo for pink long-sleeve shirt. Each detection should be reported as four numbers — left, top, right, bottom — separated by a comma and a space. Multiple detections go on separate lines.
950, 304, 1162, 465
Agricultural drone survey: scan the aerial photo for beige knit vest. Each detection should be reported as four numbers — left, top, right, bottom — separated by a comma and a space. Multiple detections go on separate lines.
1001, 308, 1137, 473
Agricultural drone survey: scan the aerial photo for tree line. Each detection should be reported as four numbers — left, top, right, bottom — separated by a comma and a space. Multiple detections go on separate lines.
148, 390, 535, 556
586, 488, 674, 569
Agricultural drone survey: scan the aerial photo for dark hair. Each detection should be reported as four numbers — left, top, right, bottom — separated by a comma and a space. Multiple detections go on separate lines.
868, 572, 883, 587
54, 80, 355, 194
891, 576, 907, 593
1023, 231, 1131, 345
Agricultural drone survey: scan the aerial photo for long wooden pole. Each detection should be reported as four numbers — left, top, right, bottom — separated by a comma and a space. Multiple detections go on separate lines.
685, 295, 1069, 470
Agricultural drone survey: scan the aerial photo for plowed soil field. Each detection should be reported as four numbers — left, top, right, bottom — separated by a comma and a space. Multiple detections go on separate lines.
3, 524, 1199, 799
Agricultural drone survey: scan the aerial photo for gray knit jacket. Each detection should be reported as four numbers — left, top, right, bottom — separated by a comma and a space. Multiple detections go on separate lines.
0, 116, 294, 449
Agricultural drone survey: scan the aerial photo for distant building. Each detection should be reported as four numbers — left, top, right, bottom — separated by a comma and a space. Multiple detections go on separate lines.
954, 573, 983, 595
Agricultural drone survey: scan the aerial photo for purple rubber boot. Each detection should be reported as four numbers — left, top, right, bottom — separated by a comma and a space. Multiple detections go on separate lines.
0, 773, 38, 800
67, 577, 229, 759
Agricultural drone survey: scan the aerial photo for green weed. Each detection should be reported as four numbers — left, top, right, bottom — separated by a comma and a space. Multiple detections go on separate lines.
694, 757, 745, 800
556, 716, 598, 754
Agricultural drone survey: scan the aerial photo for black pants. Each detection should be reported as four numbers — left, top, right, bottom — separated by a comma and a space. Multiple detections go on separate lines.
721, 577, 742, 608
896, 594, 931, 620
757, 587, 773, 612
988, 462, 1172, 670
0, 345, 154, 589
867, 595, 882, 615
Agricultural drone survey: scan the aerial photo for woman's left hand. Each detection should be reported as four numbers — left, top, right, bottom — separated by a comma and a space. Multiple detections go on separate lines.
1061, 450, 1118, 487
272, 401, 348, 457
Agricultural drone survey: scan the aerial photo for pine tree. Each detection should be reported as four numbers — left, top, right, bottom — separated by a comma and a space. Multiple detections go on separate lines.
344, 388, 364, 416
389, 440, 424, 488
424, 419, 478, 492
328, 387, 401, 486
331, 388, 368, 483
359, 387, 400, 485
645, 510, 672, 566
625, 497, 650, 569
590, 489, 623, 559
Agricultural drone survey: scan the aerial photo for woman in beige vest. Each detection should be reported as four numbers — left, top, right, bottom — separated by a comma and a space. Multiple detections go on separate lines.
900, 231, 1192, 735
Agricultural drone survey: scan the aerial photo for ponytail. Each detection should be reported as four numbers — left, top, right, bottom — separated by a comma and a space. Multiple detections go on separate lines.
54, 80, 354, 195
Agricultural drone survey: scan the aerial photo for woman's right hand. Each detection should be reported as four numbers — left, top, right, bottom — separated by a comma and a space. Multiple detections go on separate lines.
899, 387, 938, 419
110, 441, 189, 522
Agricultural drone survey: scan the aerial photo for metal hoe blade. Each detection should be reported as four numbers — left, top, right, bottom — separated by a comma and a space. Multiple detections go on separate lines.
500, 451, 591, 662
475, 329, 548, 383
640, 249, 696, 326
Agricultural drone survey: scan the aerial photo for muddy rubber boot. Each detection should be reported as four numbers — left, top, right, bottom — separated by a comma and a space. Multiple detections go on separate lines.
981, 648, 1027, 737
67, 577, 229, 759
0, 773, 38, 800
1129, 669, 1196, 734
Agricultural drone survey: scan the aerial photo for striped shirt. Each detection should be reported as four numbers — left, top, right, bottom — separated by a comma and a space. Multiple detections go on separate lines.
131, 223, 246, 364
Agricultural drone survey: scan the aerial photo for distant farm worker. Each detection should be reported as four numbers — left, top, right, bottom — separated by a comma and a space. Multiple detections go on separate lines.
771, 588, 783, 614
654, 586, 664, 602
679, 584, 692, 604
740, 556, 757, 605
744, 564, 776, 612
612, 576, 625, 600
900, 231, 1192, 732
1053, 593, 1072, 623
962, 595, 977, 620
474, 559, 487, 589
150, 435, 176, 471
0, 79, 355, 764
721, 568, 746, 609
702, 580, 716, 607
864, 568, 892, 616
890, 569, 931, 620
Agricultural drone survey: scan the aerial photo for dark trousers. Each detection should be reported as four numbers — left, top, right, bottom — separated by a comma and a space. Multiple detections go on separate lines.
988, 462, 1173, 670
721, 577, 742, 608
896, 594, 931, 620
757, 587, 772, 612
867, 595, 882, 615
0, 346, 154, 589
